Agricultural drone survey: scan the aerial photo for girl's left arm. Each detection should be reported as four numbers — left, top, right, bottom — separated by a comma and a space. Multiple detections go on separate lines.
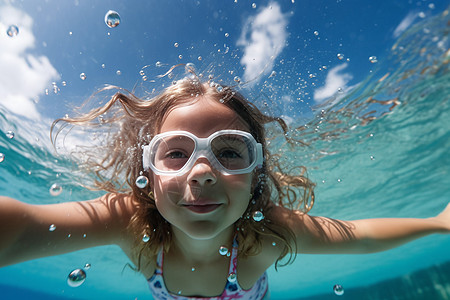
272, 202, 450, 254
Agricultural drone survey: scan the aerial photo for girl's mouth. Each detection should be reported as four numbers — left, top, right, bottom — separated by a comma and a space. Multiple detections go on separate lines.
183, 204, 222, 213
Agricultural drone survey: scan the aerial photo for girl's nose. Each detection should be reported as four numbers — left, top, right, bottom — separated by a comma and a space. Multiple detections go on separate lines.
187, 159, 217, 186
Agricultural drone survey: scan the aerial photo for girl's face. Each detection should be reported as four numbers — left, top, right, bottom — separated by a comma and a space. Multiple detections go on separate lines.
152, 96, 253, 240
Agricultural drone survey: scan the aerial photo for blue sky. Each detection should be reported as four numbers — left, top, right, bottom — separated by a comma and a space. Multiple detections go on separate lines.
0, 0, 446, 125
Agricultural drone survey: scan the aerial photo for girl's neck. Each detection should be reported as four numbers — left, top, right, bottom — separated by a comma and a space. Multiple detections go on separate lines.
170, 226, 235, 263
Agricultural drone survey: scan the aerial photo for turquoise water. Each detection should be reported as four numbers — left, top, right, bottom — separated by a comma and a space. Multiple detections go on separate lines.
1, 2, 450, 300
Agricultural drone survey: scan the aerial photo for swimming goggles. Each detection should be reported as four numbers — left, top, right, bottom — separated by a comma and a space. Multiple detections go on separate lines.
143, 130, 263, 176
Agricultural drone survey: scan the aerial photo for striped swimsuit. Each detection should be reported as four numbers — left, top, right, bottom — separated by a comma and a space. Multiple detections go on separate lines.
148, 238, 269, 300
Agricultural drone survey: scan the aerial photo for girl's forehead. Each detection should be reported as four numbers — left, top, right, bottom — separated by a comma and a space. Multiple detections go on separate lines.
159, 97, 250, 135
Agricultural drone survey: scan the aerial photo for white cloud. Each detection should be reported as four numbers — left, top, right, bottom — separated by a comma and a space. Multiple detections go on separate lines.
393, 12, 417, 38
0, 5, 59, 120
237, 2, 288, 84
314, 63, 353, 103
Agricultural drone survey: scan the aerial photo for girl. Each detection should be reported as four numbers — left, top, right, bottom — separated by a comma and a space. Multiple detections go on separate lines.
0, 77, 449, 299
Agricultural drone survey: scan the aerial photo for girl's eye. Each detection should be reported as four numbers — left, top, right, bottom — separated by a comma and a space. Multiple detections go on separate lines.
218, 149, 241, 159
167, 151, 188, 159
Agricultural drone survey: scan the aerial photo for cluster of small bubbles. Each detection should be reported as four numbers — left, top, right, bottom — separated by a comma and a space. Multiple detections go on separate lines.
156, 61, 162, 67
116, 70, 121, 75
135, 175, 149, 188
50, 183, 63, 196
80, 73, 86, 80
370, 155, 375, 160
142, 233, 150, 243
84, 263, 91, 270
333, 284, 344, 296
7, 25, 19, 37
337, 53, 344, 60
0, 153, 4, 163
6, 131, 14, 139
252, 211, 264, 222
174, 42, 179, 48
309, 73, 316, 78
104, 10, 120, 28
227, 273, 237, 282
197, 56, 202, 61
369, 56, 378, 63
67, 269, 87, 287
313, 30, 319, 36
52, 82, 60, 94
49, 224, 56, 232
62, 81, 67, 86
219, 246, 229, 256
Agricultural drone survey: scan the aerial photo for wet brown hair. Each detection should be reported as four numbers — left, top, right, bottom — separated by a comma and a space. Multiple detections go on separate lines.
51, 76, 315, 269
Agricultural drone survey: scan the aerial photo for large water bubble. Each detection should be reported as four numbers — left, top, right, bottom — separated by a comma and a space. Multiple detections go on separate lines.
135, 175, 149, 188
50, 183, 63, 196
104, 10, 120, 28
67, 269, 86, 287
219, 246, 229, 256
252, 211, 264, 222
7, 25, 19, 37
333, 284, 344, 296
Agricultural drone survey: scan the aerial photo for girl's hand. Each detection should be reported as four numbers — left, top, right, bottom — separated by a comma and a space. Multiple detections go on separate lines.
433, 202, 450, 233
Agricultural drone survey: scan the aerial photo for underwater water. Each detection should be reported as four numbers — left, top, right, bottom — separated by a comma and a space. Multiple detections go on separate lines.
0, 1, 449, 299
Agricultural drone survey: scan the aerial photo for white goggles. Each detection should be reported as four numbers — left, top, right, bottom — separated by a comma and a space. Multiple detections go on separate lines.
143, 130, 263, 176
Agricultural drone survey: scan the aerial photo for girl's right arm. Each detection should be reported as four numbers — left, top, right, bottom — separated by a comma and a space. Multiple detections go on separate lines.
0, 194, 137, 267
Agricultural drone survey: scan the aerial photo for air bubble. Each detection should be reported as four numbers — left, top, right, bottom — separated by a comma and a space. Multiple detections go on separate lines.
234, 76, 241, 83
50, 183, 63, 196
219, 246, 229, 256
228, 273, 237, 282
337, 53, 344, 60
191, 267, 195, 272
156, 61, 162, 67
139, 70, 145, 76
6, 25, 19, 37
369, 56, 378, 63
225, 33, 229, 37
252, 3, 256, 8
333, 284, 344, 296
313, 31, 319, 36
185, 63, 196, 73
142, 234, 150, 243
67, 269, 86, 287
6, 131, 14, 139
178, 55, 183, 59
104, 10, 120, 28
80, 73, 86, 80
216, 85, 223, 93
174, 42, 179, 48
84, 263, 91, 270
370, 155, 375, 160
252, 211, 264, 222
49, 224, 56, 232
136, 175, 149, 188
269, 71, 276, 78
116, 70, 121, 75
0, 153, 4, 163
197, 56, 202, 61
272, 242, 276, 246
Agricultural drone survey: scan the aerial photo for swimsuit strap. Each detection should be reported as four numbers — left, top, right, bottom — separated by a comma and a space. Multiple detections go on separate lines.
227, 236, 239, 275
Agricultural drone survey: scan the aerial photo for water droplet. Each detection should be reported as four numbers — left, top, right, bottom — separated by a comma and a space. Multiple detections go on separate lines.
0, 153, 4, 163
369, 56, 378, 63
252, 211, 264, 222
313, 30, 319, 36
84, 263, 91, 270
272, 242, 276, 246
177, 290, 182, 295
6, 25, 19, 37
104, 10, 120, 28
252, 3, 256, 9
191, 267, 195, 272
67, 269, 86, 287
233, 76, 241, 83
116, 70, 121, 75
136, 175, 149, 188
80, 73, 86, 80
6, 131, 14, 139
228, 273, 237, 282
174, 42, 179, 48
197, 56, 202, 61
337, 53, 344, 60
225, 33, 229, 37
142, 233, 150, 243
333, 284, 344, 296
83, 233, 87, 238
50, 183, 63, 196
219, 246, 229, 256
49, 224, 56, 232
